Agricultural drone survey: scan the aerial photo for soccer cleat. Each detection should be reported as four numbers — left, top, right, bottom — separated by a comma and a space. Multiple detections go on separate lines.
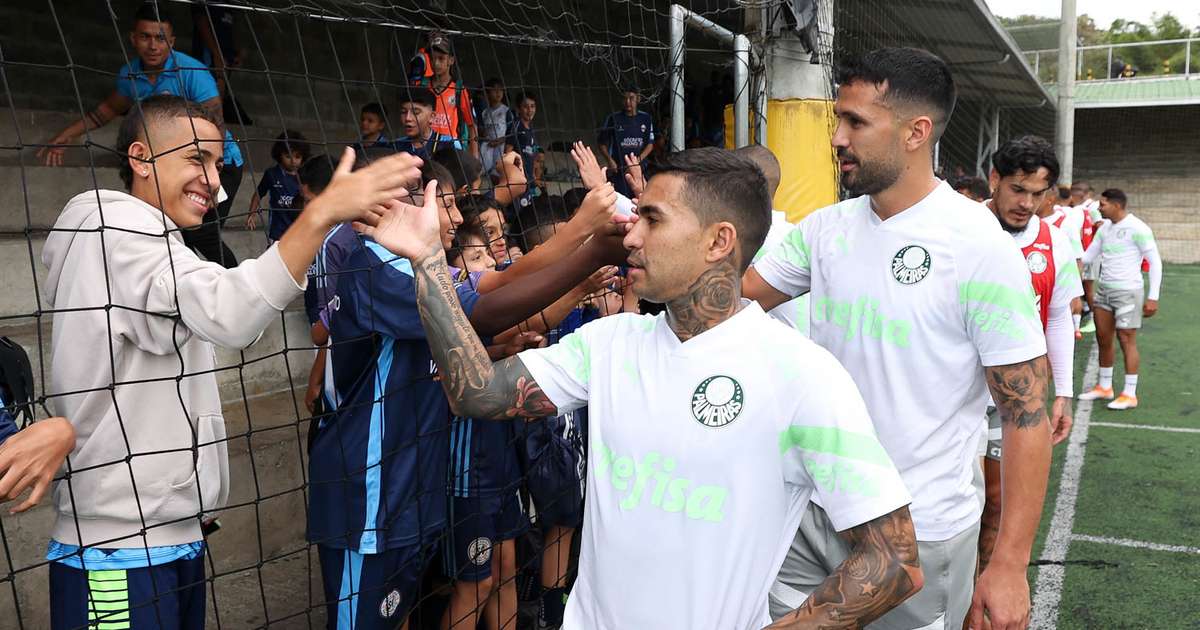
1078, 385, 1114, 401
1107, 394, 1138, 410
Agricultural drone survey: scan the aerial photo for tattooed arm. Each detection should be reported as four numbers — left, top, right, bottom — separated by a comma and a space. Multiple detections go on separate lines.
768, 507, 923, 629
968, 355, 1051, 630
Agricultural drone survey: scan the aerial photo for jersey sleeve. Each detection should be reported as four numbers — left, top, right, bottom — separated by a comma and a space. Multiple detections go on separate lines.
781, 356, 911, 531
957, 231, 1048, 366
1049, 226, 1084, 309
516, 319, 608, 414
354, 241, 479, 341
255, 171, 273, 200
752, 218, 814, 298
458, 87, 474, 140
1134, 222, 1163, 300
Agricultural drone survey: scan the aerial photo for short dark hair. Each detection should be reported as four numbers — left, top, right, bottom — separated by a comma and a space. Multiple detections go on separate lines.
516, 196, 568, 251
517, 91, 537, 106
1071, 181, 1091, 192
361, 102, 387, 120
484, 77, 504, 89
954, 176, 991, 201
622, 86, 639, 96
117, 94, 220, 190
459, 194, 501, 227
271, 129, 310, 164
562, 187, 590, 216
400, 88, 437, 111
297, 155, 335, 195
132, 2, 171, 27
1101, 188, 1127, 207
1057, 185, 1071, 201
648, 147, 771, 273
448, 220, 488, 266
991, 135, 1060, 188
835, 47, 957, 140
432, 148, 482, 192
421, 160, 455, 193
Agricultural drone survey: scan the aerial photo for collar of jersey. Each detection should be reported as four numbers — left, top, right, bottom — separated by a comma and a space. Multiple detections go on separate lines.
866, 180, 947, 228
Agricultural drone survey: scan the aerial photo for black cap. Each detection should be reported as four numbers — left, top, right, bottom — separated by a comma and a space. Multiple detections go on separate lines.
428, 31, 454, 55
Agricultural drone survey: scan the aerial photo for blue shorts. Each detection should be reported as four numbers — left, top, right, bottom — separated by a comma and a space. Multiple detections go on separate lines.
317, 543, 436, 630
50, 553, 206, 630
520, 411, 587, 528
443, 494, 528, 582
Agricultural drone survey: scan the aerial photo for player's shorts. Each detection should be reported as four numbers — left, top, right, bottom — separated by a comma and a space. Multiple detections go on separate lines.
317, 543, 436, 630
1082, 260, 1101, 281
1094, 286, 1144, 329
443, 493, 529, 582
984, 405, 1003, 462
50, 552, 207, 630
769, 503, 979, 629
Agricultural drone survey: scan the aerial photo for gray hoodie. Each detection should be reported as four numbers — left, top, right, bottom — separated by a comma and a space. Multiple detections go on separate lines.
42, 189, 304, 549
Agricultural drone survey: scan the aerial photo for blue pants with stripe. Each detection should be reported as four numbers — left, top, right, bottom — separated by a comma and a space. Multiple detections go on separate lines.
318, 543, 435, 630
49, 555, 206, 630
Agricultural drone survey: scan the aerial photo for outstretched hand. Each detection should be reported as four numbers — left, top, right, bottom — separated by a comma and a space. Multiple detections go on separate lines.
356, 179, 443, 262
624, 153, 647, 197
571, 141, 607, 190
307, 147, 423, 228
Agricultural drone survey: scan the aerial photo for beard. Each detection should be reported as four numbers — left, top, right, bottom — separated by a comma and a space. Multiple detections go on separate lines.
996, 215, 1025, 233
838, 147, 903, 196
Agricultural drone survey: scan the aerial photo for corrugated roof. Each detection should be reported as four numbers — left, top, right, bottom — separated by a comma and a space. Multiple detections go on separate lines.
1047, 76, 1200, 108
1004, 21, 1062, 52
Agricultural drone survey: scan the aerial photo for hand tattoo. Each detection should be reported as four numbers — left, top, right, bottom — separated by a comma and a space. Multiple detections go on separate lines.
773, 507, 922, 629
412, 252, 559, 420
666, 259, 741, 342
985, 356, 1049, 429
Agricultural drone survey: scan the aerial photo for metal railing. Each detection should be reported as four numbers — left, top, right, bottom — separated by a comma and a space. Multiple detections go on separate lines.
1025, 36, 1198, 83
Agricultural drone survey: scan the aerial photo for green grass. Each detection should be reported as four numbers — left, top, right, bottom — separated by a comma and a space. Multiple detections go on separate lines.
1033, 263, 1200, 628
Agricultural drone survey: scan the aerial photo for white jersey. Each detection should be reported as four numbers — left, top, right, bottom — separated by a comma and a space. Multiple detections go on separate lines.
519, 302, 909, 630
755, 210, 810, 336
1082, 213, 1162, 299
754, 181, 1046, 541
1048, 204, 1086, 258
479, 104, 511, 174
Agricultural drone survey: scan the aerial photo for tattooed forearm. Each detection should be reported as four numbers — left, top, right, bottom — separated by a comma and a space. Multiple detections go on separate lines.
666, 259, 740, 342
985, 356, 1049, 429
411, 251, 558, 420
770, 507, 923, 629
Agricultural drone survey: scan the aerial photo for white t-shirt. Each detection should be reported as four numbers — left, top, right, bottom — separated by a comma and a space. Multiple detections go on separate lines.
1048, 204, 1086, 258
519, 302, 909, 630
754, 181, 1047, 541
1082, 213, 1162, 299
755, 210, 810, 336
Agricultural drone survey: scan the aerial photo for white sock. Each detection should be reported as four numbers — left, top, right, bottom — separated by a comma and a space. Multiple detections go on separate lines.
1123, 374, 1138, 397
1098, 367, 1114, 390
1073, 313, 1082, 330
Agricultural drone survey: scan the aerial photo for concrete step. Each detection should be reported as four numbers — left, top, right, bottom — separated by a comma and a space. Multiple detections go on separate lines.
0, 388, 326, 630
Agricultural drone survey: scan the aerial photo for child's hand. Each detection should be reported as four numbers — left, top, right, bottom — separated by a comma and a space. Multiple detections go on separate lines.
570, 183, 618, 237
245, 209, 260, 230
571, 141, 607, 190
624, 153, 647, 197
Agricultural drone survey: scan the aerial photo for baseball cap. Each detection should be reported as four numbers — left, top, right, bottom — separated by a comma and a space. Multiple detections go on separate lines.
428, 31, 454, 55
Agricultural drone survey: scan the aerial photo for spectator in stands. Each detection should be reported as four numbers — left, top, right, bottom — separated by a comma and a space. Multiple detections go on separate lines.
246, 130, 310, 241
40, 94, 421, 630
598, 87, 655, 197
0, 399, 74, 514
462, 195, 514, 265
505, 91, 540, 186
392, 89, 444, 160
953, 176, 991, 202
411, 32, 478, 157
532, 148, 548, 193
359, 102, 390, 147
40, 3, 245, 268
480, 78, 514, 176
190, 3, 250, 125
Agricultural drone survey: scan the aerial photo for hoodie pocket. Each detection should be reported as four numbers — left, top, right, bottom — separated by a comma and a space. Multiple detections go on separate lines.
165, 413, 230, 516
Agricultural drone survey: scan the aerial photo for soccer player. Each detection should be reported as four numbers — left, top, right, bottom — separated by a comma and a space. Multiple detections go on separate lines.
40, 94, 421, 630
733, 144, 810, 336
597, 87, 655, 198
1078, 189, 1162, 410
1071, 182, 1101, 332
979, 136, 1083, 570
743, 48, 1052, 630
363, 147, 923, 630
39, 3, 245, 268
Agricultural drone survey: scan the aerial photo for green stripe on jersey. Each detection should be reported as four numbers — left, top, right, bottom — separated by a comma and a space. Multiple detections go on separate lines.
778, 426, 891, 466
958, 281, 1038, 320
778, 228, 811, 269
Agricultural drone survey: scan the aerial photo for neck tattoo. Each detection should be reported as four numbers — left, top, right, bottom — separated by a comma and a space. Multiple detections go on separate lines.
666, 260, 741, 342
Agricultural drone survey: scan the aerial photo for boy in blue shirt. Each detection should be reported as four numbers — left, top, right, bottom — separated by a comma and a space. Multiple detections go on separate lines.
359, 103, 390, 148
597, 87, 655, 198
40, 3, 246, 268
392, 90, 453, 161
247, 130, 310, 241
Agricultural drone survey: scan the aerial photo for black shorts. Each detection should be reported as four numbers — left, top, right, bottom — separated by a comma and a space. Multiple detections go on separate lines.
443, 493, 528, 582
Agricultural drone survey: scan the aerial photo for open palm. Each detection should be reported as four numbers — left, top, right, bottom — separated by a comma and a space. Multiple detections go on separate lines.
359, 180, 443, 261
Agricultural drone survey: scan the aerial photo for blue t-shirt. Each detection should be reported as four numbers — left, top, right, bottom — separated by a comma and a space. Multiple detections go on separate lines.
116, 51, 244, 167
309, 242, 480, 554
305, 223, 362, 327
389, 134, 458, 162
598, 111, 654, 162
255, 165, 302, 241
505, 120, 538, 182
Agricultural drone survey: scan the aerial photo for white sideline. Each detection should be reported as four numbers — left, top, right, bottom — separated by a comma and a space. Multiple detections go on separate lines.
1030, 344, 1099, 629
1089, 421, 1200, 434
1071, 534, 1200, 555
